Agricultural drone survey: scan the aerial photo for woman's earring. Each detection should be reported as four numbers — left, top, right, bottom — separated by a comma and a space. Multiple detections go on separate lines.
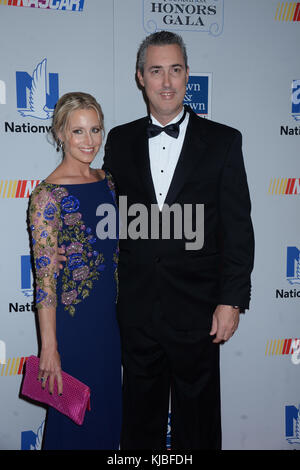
56, 139, 63, 152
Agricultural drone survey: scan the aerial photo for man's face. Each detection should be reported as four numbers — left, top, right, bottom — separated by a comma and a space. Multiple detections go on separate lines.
137, 44, 189, 126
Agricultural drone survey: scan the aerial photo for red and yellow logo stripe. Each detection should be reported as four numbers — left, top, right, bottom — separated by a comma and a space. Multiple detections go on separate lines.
0, 180, 40, 198
275, 2, 300, 21
268, 178, 300, 195
0, 356, 28, 376
265, 338, 300, 356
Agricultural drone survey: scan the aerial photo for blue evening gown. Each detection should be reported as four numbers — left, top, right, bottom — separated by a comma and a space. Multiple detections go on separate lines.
29, 175, 122, 450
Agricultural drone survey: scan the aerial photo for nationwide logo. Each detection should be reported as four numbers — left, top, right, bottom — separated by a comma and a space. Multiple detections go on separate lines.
280, 124, 300, 135
184, 73, 212, 119
16, 58, 58, 120
0, 356, 28, 375
292, 80, 300, 121
143, 0, 224, 36
8, 255, 34, 313
268, 178, 300, 195
166, 412, 171, 449
279, 80, 300, 134
274, 247, 300, 300
0, 179, 40, 198
21, 421, 45, 451
285, 405, 300, 446
0, 0, 85, 12
265, 337, 300, 356
0, 80, 5, 104
275, 2, 300, 21
20, 254, 34, 300
286, 246, 300, 285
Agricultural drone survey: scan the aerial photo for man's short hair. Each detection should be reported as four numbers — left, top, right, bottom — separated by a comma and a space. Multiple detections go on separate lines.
137, 30, 188, 75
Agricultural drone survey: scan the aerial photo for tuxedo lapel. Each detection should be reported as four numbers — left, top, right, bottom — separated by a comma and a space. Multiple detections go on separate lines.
164, 110, 208, 206
132, 119, 157, 205
131, 110, 208, 207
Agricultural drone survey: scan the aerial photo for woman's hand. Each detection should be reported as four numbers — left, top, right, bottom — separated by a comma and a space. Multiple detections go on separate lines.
38, 348, 63, 396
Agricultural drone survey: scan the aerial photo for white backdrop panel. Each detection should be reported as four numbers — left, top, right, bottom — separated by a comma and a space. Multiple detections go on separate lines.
0, 0, 299, 450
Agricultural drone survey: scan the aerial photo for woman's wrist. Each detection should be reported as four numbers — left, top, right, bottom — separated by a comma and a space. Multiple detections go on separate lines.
41, 337, 58, 351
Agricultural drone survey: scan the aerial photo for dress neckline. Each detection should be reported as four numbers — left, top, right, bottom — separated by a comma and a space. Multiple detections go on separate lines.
42, 176, 106, 187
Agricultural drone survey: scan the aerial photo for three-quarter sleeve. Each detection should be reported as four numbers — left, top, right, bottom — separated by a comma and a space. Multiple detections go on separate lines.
29, 185, 61, 309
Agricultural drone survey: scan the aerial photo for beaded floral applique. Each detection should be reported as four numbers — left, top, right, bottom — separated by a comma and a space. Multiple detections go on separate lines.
29, 181, 107, 317
106, 172, 119, 301
29, 185, 61, 309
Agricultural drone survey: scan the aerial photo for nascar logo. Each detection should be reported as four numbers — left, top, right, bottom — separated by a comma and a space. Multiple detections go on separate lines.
0, 180, 40, 198
265, 338, 300, 356
0, 356, 28, 376
275, 2, 300, 21
0, 0, 84, 11
268, 178, 300, 195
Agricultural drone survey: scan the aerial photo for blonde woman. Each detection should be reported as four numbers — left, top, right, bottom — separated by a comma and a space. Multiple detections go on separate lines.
28, 92, 121, 449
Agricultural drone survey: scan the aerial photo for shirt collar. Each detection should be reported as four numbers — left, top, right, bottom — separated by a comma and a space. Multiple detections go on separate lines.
150, 108, 185, 127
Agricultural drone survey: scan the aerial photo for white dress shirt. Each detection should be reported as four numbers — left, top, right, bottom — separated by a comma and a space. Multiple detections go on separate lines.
148, 108, 190, 210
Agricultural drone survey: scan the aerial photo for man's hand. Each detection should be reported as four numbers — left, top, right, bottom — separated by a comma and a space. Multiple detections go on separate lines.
57, 246, 66, 271
210, 305, 240, 344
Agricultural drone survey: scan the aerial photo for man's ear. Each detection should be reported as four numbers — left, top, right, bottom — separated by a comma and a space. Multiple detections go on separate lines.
185, 66, 190, 85
137, 69, 145, 88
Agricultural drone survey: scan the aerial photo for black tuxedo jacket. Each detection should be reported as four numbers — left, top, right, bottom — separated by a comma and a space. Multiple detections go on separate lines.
103, 107, 254, 329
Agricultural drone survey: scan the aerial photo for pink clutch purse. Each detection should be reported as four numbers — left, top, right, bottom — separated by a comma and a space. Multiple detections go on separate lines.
21, 355, 91, 426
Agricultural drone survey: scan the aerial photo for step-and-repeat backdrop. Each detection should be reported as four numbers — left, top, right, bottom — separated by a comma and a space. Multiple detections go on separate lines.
0, 0, 299, 450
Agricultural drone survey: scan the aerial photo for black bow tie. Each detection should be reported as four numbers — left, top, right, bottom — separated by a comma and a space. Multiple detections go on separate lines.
147, 108, 187, 139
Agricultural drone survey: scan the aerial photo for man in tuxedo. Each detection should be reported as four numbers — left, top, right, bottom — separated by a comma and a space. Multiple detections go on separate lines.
103, 30, 254, 450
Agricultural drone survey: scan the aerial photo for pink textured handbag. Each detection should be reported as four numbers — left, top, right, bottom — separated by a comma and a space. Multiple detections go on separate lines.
21, 355, 91, 425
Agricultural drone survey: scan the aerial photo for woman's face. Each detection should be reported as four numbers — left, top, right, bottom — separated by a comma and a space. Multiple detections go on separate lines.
59, 108, 102, 165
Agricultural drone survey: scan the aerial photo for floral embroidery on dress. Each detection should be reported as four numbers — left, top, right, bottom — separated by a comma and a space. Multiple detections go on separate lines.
29, 185, 61, 309
105, 171, 119, 301
29, 181, 108, 317
106, 171, 118, 205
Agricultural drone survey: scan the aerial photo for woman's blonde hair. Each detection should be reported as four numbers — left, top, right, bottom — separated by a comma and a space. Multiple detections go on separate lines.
51, 92, 104, 150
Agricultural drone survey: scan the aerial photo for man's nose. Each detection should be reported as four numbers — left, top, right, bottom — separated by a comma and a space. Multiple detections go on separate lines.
162, 70, 171, 88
